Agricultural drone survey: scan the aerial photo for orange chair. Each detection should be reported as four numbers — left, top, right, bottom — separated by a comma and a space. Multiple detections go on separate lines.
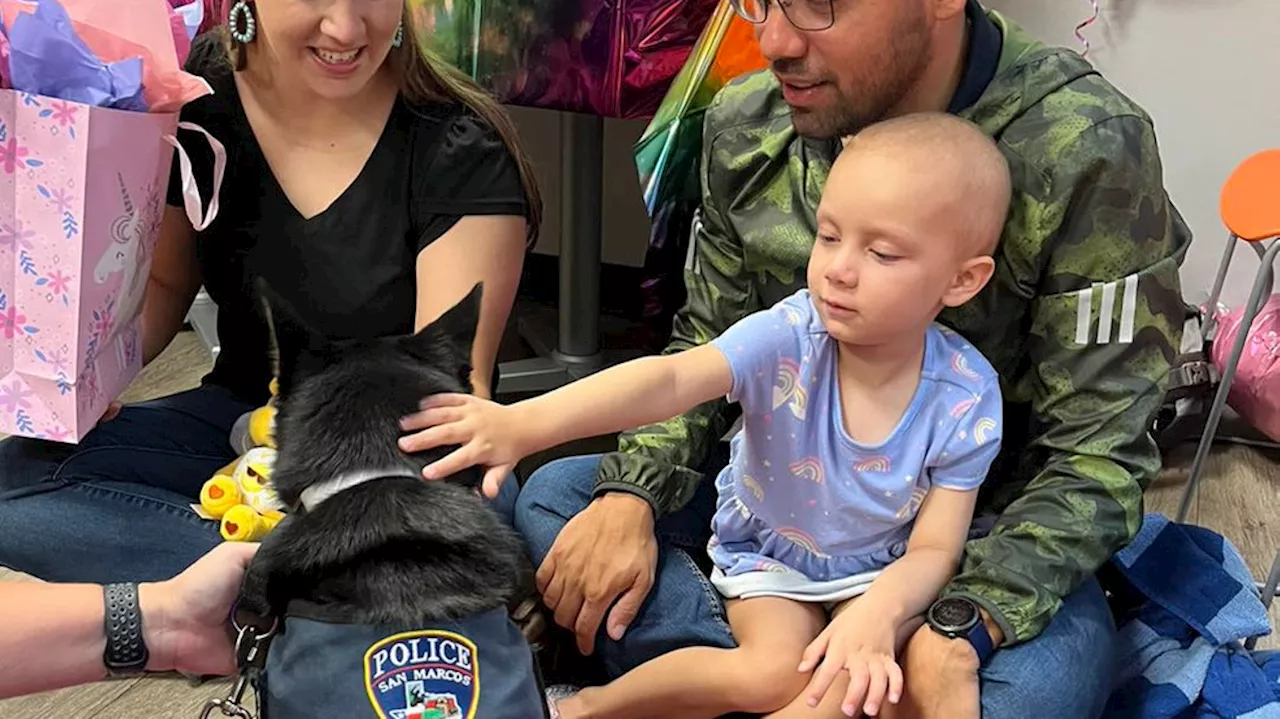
1174, 150, 1280, 644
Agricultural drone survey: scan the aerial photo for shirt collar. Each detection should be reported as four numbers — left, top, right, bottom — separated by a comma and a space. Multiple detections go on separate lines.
947, 0, 1002, 114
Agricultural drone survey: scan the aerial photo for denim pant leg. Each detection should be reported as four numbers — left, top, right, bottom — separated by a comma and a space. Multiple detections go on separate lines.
979, 576, 1117, 719
488, 472, 519, 528
0, 384, 255, 584
514, 452, 735, 680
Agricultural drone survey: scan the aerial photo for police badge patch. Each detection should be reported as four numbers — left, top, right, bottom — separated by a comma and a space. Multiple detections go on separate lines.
364, 630, 479, 719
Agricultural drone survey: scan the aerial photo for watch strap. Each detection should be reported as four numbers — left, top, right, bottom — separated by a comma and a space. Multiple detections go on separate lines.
103, 582, 149, 676
965, 614, 996, 665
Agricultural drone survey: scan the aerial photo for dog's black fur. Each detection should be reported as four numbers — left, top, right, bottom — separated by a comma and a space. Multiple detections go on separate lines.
236, 279, 531, 627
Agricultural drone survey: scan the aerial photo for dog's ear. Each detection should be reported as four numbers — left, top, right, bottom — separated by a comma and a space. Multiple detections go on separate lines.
253, 277, 334, 398
401, 283, 482, 376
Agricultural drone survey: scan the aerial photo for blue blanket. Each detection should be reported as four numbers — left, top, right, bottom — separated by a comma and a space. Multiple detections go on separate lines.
1103, 513, 1280, 718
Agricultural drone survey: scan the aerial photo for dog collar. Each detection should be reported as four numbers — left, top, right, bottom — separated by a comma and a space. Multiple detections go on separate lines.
298, 470, 421, 512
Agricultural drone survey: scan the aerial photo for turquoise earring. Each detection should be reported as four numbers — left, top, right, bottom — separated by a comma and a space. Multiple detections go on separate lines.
229, 0, 256, 44
392, 21, 403, 48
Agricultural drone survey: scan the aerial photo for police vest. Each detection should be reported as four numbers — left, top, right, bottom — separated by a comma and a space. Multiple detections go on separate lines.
259, 604, 548, 719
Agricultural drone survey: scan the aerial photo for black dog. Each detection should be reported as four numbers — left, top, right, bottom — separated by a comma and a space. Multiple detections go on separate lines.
234, 280, 547, 719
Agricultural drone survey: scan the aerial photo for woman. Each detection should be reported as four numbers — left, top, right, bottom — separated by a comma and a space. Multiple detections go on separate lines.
0, 0, 541, 584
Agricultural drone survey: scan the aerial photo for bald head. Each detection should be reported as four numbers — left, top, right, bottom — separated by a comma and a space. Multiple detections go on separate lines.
837, 112, 1012, 257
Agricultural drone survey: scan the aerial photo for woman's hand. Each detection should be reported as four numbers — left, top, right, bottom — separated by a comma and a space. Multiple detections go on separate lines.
398, 393, 531, 497
798, 600, 904, 717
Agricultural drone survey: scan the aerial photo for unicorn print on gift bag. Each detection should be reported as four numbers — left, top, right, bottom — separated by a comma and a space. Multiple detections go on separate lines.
92, 173, 158, 370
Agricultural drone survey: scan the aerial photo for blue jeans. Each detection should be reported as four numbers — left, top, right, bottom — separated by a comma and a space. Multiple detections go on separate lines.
0, 383, 519, 585
514, 453, 1119, 719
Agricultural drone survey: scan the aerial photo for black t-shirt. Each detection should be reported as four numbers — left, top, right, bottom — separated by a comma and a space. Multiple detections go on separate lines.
166, 35, 528, 405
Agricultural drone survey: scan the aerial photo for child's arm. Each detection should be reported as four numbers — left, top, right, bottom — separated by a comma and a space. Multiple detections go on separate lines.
842, 485, 979, 626
518, 344, 734, 453
854, 376, 1004, 626
798, 376, 1002, 716
402, 344, 733, 484
796, 487, 981, 718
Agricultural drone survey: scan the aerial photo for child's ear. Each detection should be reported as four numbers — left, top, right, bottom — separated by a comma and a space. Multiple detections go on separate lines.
253, 278, 334, 398
401, 283, 483, 381
941, 256, 996, 308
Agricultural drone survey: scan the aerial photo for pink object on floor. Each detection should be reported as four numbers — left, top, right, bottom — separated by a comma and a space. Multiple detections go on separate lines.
1210, 294, 1280, 441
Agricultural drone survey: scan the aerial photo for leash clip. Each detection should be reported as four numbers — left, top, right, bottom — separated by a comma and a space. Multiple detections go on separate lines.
199, 613, 278, 719
199, 671, 255, 719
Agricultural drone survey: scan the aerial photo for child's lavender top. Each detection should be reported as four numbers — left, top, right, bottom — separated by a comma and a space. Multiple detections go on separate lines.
707, 289, 1003, 576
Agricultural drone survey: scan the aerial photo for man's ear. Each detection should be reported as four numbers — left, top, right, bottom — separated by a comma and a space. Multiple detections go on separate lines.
253, 278, 333, 398
401, 283, 483, 377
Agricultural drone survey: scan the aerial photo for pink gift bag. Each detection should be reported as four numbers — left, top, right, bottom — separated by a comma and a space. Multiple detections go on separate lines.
1211, 295, 1280, 442
0, 89, 223, 442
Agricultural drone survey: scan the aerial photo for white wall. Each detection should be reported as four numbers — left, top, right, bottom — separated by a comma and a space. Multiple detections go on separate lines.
511, 0, 1280, 304
983, 0, 1279, 308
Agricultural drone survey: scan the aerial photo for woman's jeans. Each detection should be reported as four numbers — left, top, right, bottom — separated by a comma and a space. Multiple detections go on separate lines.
514, 453, 1120, 719
0, 383, 518, 584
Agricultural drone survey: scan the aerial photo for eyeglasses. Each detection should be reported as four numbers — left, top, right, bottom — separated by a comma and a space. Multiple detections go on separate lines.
730, 0, 836, 32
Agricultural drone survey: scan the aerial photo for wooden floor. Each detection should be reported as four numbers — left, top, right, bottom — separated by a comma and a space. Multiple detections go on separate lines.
1, 332, 1278, 717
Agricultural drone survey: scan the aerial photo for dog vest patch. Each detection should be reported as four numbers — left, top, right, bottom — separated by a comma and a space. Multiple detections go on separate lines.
365, 630, 478, 719
259, 606, 547, 719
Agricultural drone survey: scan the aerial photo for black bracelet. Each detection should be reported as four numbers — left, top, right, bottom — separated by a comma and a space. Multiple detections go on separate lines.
103, 583, 149, 676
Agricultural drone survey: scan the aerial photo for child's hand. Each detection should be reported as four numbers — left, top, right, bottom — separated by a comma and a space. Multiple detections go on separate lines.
797, 604, 903, 717
398, 393, 529, 498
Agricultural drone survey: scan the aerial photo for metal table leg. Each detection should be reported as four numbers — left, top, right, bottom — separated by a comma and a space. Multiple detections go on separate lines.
497, 112, 613, 395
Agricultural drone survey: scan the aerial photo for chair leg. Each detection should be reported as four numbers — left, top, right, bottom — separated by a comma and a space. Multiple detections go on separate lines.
1245, 548, 1280, 651
1202, 233, 1240, 339
1176, 241, 1280, 523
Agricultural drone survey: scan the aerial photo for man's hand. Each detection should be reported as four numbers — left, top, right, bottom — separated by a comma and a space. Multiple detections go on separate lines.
139, 542, 260, 677
537, 493, 658, 655
887, 624, 982, 719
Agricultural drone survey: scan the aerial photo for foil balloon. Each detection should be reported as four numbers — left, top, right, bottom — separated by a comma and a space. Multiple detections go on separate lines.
407, 0, 721, 119
630, 0, 765, 350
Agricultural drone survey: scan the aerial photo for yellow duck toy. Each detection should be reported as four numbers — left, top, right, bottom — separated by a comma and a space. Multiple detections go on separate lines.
198, 379, 287, 542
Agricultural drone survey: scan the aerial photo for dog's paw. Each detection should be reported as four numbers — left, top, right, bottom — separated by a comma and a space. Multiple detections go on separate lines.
512, 596, 550, 650
545, 684, 582, 719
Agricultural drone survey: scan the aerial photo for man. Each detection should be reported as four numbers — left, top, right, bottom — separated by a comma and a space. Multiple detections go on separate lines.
513, 0, 1190, 716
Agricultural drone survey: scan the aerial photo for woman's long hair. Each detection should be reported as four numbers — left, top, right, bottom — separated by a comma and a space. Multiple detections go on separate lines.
221, 2, 542, 245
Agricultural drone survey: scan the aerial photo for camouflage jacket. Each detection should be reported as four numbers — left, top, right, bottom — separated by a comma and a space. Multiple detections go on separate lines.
595, 10, 1191, 644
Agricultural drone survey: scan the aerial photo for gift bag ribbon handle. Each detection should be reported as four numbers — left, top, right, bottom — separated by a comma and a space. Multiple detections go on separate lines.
163, 121, 226, 232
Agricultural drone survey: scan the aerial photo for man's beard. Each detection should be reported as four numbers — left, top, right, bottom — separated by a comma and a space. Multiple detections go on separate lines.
785, 20, 933, 140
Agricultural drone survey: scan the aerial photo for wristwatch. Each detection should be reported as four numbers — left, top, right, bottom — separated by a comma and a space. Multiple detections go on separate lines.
926, 596, 995, 665
103, 583, 150, 677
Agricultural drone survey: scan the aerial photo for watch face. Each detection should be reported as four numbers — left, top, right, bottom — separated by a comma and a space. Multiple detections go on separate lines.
930, 597, 978, 630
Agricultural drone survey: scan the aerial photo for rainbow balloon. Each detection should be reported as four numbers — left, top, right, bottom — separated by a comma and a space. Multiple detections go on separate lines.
633, 0, 767, 214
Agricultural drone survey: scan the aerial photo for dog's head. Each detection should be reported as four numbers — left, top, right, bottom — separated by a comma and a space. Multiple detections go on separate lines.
253, 278, 485, 506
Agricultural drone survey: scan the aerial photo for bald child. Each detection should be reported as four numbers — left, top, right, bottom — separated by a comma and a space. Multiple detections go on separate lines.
403, 113, 1013, 719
